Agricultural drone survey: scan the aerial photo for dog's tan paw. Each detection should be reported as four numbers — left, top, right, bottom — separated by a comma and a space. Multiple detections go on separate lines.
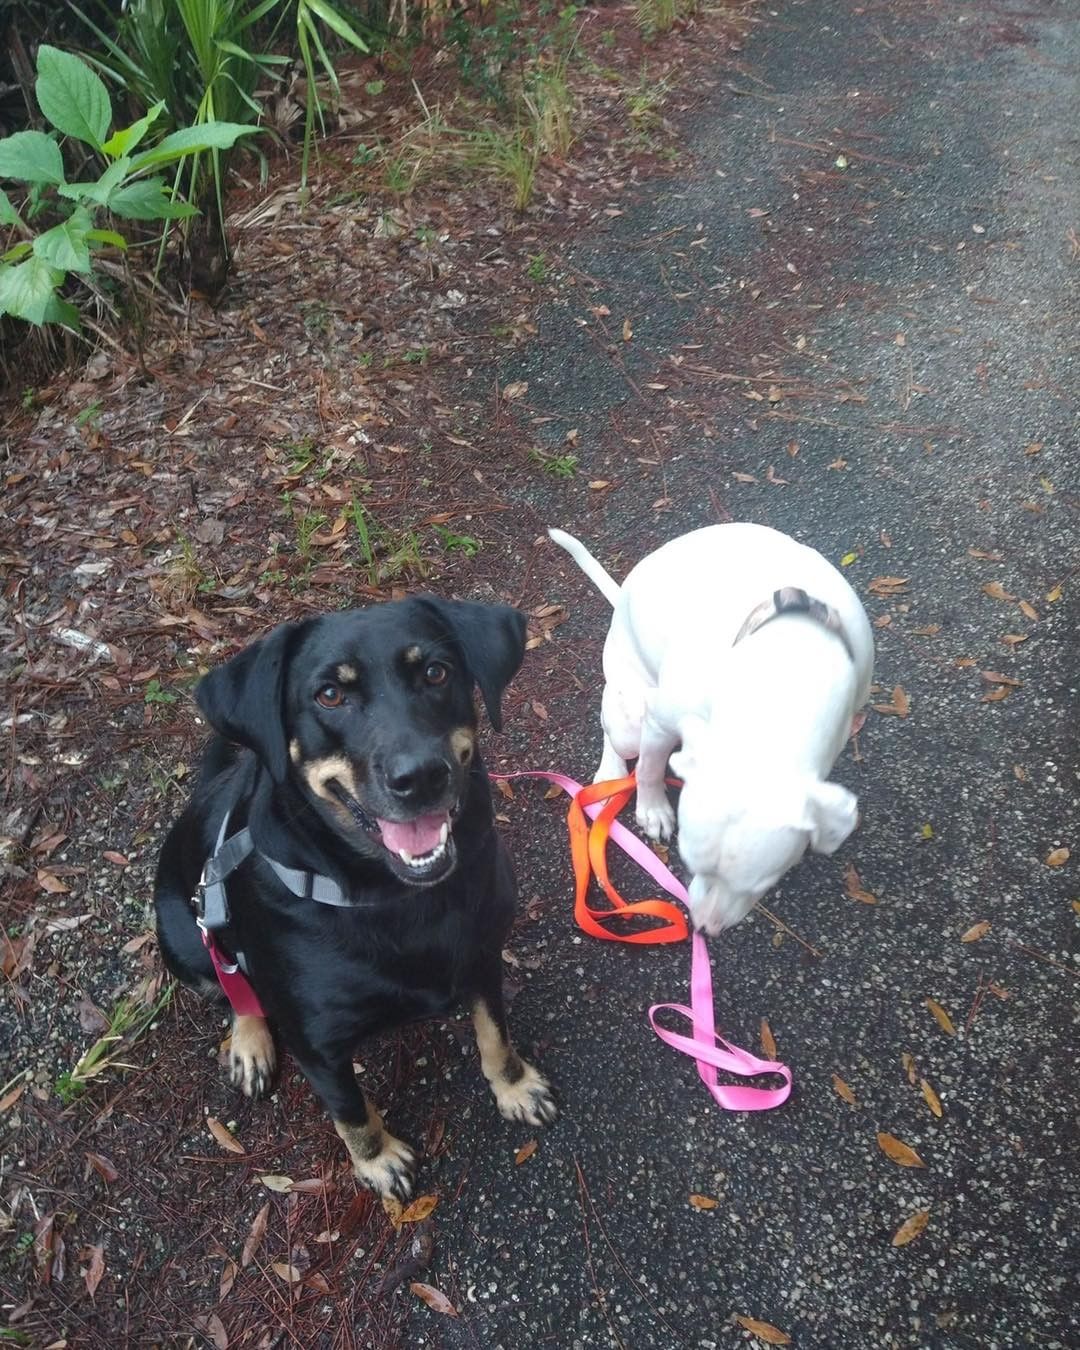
227, 1016, 276, 1099
352, 1132, 417, 1202
335, 1117, 416, 1202
636, 795, 675, 841
492, 1060, 558, 1127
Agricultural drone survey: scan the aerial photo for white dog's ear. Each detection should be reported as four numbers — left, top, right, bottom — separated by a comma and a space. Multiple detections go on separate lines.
803, 781, 858, 853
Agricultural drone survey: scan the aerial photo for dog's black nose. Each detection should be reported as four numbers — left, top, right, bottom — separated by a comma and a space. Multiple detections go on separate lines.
384, 754, 451, 803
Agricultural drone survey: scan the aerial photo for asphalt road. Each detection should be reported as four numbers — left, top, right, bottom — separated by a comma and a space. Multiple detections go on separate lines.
400, 2, 1079, 1346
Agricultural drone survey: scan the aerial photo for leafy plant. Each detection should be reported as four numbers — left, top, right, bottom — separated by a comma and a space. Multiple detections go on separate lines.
529, 447, 577, 478
526, 252, 548, 282
75, 0, 372, 196
0, 44, 254, 329
56, 982, 174, 1101
294, 508, 328, 558
74, 398, 104, 427
435, 524, 480, 558
634, 0, 678, 39
144, 678, 179, 705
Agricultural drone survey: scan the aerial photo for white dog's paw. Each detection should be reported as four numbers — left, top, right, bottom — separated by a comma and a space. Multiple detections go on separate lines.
636, 792, 676, 840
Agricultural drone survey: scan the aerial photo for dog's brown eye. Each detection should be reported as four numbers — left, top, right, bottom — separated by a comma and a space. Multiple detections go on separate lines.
316, 684, 344, 708
424, 662, 448, 686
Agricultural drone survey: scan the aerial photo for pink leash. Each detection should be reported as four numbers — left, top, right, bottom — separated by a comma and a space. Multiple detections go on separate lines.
497, 771, 792, 1111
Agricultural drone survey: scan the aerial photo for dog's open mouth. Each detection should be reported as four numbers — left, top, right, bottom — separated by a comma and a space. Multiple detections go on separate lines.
329, 782, 457, 885
375, 813, 453, 876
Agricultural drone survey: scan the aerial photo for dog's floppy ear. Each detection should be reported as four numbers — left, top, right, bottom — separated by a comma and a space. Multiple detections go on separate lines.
802, 780, 858, 854
195, 622, 305, 781
420, 598, 526, 732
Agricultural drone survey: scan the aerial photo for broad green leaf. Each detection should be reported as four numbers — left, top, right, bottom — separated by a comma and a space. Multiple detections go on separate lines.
107, 178, 198, 221
128, 122, 257, 173
85, 228, 127, 250
0, 254, 70, 326
0, 188, 24, 228
0, 130, 66, 185
33, 207, 94, 273
35, 45, 112, 150
100, 101, 165, 159
57, 156, 132, 206
302, 0, 370, 52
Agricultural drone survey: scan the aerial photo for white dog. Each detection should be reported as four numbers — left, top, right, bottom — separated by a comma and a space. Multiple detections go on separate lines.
548, 523, 874, 934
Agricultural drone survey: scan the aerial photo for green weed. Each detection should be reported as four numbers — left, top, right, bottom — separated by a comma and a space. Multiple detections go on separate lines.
56, 982, 174, 1102
435, 525, 481, 558
529, 448, 578, 478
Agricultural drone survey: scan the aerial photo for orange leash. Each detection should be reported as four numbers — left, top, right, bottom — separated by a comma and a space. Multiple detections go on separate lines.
567, 776, 688, 943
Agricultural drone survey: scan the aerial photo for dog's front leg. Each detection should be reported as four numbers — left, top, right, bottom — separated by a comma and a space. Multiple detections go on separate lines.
296, 1049, 416, 1201
633, 704, 678, 840
471, 978, 557, 1128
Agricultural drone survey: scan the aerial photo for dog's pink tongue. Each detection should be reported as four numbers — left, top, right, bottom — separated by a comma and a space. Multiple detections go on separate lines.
377, 813, 448, 855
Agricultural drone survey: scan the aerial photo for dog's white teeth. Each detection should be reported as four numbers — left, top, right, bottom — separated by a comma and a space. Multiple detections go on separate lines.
399, 840, 447, 869
439, 822, 449, 845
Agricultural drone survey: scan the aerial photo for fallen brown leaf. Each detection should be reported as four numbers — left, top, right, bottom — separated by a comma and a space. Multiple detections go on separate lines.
925, 998, 956, 1036
206, 1117, 245, 1155
1046, 583, 1062, 603
193, 1313, 229, 1350
981, 685, 1012, 703
1045, 847, 1070, 868
399, 1194, 439, 1223
868, 575, 909, 596
85, 1152, 119, 1183
257, 1174, 293, 1192
83, 1244, 105, 1299
920, 1078, 943, 1118
968, 547, 1003, 561
689, 1194, 719, 1210
411, 1282, 458, 1316
901, 1052, 918, 1085
891, 1210, 930, 1247
912, 624, 941, 636
877, 1132, 927, 1168
515, 1139, 538, 1166
241, 1203, 270, 1268
982, 581, 1016, 602
271, 1261, 302, 1283
832, 1074, 857, 1106
1018, 599, 1039, 621
733, 1315, 792, 1345
760, 1019, 777, 1060
961, 921, 991, 943
843, 862, 877, 904
872, 686, 909, 718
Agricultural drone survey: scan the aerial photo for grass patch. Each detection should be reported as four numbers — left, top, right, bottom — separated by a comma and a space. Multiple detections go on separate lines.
55, 982, 174, 1105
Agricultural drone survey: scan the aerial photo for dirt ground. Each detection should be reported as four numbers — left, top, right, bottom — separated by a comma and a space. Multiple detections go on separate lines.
2, 0, 1078, 1347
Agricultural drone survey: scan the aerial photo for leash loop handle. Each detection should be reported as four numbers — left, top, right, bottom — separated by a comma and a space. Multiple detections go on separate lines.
496, 770, 792, 1112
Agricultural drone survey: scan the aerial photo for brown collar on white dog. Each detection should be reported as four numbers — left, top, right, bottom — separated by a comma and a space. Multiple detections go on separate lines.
733, 587, 856, 662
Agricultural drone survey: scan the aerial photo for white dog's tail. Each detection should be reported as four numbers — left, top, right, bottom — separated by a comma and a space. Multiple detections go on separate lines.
547, 528, 621, 607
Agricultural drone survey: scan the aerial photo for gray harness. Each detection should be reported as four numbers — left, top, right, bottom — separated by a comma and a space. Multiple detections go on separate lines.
194, 811, 372, 973
733, 586, 856, 662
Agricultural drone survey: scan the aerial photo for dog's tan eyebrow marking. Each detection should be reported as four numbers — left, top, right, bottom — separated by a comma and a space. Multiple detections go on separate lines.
335, 663, 358, 683
289, 738, 302, 764
402, 645, 423, 665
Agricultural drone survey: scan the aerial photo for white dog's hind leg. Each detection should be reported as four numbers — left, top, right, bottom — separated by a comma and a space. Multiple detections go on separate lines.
633, 709, 678, 840
595, 680, 643, 783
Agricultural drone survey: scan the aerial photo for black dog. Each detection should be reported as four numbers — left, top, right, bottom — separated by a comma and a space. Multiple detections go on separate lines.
154, 596, 555, 1199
